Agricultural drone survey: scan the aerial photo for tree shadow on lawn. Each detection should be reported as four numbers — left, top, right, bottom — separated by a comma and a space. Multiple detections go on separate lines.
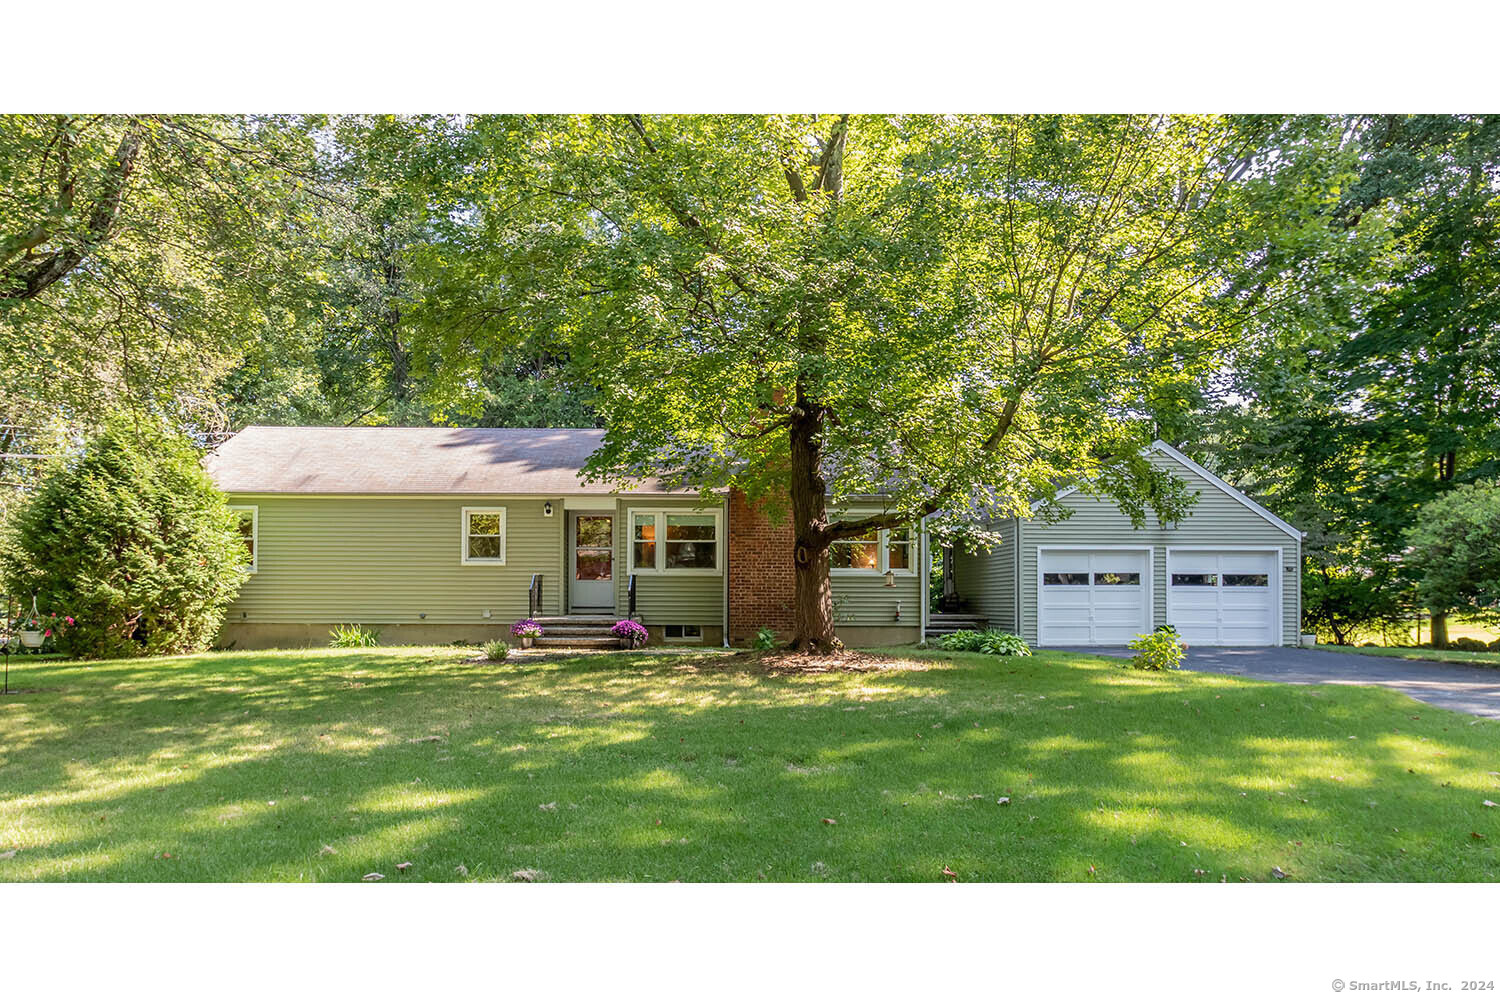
0, 647, 1496, 882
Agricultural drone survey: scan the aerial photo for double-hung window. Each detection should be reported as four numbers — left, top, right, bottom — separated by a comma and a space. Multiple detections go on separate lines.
230, 505, 258, 573
830, 520, 916, 575
829, 528, 879, 571
461, 507, 507, 564
629, 509, 722, 574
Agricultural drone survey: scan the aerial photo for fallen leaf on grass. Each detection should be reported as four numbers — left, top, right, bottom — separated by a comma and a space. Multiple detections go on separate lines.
941, 866, 957, 881
822, 817, 837, 825
1271, 867, 1288, 880
455, 865, 469, 877
408, 735, 443, 743
362, 872, 384, 882
1473, 832, 1487, 841
319, 845, 337, 856
512, 869, 540, 882
538, 802, 557, 811
997, 797, 1011, 805
396, 862, 413, 871
1484, 800, 1497, 808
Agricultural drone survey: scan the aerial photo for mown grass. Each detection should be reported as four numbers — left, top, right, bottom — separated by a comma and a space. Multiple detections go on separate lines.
1, 645, 1496, 882
1317, 644, 1500, 669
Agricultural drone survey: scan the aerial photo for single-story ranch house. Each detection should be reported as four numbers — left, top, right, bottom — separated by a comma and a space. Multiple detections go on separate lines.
206, 428, 1302, 650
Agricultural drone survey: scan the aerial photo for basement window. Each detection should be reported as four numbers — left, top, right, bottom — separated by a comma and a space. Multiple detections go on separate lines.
663, 624, 702, 643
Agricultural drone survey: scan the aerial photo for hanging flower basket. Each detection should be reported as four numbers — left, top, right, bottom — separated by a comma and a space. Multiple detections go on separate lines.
18, 598, 46, 649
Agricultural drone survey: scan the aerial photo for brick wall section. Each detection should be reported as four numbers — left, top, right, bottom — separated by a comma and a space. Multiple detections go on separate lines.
727, 487, 795, 644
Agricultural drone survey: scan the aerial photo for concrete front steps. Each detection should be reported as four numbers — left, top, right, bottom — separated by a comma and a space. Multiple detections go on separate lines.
530, 615, 627, 650
926, 613, 989, 636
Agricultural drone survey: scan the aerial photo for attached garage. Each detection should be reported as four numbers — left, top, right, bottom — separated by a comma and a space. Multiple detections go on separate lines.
1037, 549, 1151, 646
945, 440, 1304, 648
1166, 549, 1280, 646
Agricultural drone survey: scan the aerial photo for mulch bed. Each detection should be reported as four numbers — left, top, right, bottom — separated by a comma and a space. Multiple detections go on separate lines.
703, 649, 931, 674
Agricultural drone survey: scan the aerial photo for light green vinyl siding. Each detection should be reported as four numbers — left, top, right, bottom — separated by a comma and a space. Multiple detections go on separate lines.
225, 496, 563, 624
830, 571, 919, 625
951, 517, 1017, 631
827, 507, 921, 626
1015, 451, 1301, 645
616, 496, 727, 627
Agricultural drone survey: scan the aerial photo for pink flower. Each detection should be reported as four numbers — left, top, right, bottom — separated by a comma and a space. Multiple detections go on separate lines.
43, 629, 52, 637
66, 617, 75, 625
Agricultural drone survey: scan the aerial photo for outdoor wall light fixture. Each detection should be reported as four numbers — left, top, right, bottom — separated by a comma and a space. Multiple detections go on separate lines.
883, 569, 896, 587
543, 501, 554, 517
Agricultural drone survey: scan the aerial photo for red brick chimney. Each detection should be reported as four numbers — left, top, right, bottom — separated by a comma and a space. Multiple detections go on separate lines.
727, 486, 795, 644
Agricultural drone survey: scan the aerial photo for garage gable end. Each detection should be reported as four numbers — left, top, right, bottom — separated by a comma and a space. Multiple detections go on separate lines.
1015, 444, 1303, 648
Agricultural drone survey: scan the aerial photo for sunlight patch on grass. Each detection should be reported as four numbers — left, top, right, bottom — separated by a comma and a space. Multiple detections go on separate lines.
3, 644, 1497, 882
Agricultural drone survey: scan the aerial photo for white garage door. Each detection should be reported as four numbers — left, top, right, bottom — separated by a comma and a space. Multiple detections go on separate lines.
1038, 550, 1150, 645
1167, 550, 1278, 646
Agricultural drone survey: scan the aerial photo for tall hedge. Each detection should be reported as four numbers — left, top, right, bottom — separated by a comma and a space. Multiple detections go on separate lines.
1, 419, 248, 658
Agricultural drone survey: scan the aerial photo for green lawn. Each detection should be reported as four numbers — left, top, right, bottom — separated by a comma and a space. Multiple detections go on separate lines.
1317, 644, 1500, 669
1, 645, 1496, 882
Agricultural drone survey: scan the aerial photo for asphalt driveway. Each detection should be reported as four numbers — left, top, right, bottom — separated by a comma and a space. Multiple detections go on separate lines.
1066, 645, 1500, 719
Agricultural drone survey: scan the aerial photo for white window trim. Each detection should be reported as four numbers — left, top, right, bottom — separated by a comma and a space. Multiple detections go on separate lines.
230, 505, 258, 573
627, 507, 724, 576
460, 506, 508, 565
829, 521, 917, 577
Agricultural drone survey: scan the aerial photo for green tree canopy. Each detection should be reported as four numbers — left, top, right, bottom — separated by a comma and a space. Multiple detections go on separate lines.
0, 114, 324, 432
1405, 481, 1500, 634
421, 113, 1350, 648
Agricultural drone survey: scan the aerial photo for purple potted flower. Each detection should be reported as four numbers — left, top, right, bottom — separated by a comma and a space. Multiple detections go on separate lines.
611, 619, 648, 650
511, 618, 543, 648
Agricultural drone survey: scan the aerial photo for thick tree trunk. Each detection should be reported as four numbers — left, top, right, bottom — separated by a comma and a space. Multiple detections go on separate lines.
1429, 611, 1449, 649
788, 389, 839, 652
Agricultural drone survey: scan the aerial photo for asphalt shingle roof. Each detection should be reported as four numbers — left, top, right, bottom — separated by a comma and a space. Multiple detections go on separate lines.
205, 426, 686, 495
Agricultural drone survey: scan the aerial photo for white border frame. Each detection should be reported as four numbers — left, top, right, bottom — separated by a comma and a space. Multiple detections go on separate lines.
1035, 545, 1153, 646
626, 507, 724, 576
1164, 545, 1282, 647
460, 506, 508, 565
229, 505, 258, 574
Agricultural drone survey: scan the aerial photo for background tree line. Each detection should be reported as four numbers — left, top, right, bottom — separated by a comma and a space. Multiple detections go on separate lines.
3, 114, 1496, 646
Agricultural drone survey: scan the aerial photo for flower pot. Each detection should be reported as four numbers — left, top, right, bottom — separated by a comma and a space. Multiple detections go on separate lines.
619, 637, 630, 650
522, 636, 535, 649
19, 630, 44, 650
1299, 633, 1317, 649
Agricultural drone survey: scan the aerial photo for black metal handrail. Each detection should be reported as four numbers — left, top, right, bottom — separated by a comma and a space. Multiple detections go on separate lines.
529, 574, 543, 618
627, 574, 637, 619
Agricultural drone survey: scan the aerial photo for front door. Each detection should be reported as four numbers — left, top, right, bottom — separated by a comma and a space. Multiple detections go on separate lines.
569, 513, 615, 611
